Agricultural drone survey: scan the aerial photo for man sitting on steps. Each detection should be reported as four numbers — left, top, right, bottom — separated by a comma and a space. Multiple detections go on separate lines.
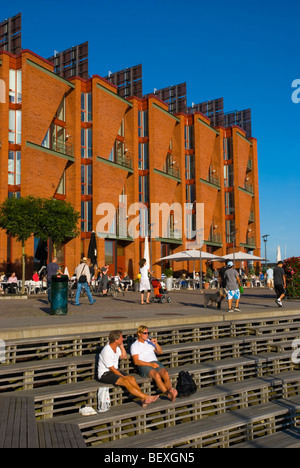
131, 325, 178, 402
97, 329, 159, 407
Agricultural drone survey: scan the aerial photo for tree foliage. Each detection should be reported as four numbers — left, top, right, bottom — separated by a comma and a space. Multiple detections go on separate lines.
0, 196, 80, 292
0, 196, 41, 242
36, 198, 81, 250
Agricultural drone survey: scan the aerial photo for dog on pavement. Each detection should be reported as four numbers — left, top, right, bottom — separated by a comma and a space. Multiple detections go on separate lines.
200, 289, 225, 308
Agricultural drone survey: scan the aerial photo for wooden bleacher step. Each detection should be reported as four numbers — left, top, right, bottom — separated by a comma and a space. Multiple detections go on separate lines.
97, 395, 300, 448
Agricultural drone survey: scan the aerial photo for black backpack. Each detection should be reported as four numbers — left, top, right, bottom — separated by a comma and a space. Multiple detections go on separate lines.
176, 371, 197, 397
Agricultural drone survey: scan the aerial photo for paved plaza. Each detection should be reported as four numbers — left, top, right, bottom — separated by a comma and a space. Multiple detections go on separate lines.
0, 287, 299, 340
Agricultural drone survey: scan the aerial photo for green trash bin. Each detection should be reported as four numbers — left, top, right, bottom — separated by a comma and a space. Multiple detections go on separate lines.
50, 275, 68, 315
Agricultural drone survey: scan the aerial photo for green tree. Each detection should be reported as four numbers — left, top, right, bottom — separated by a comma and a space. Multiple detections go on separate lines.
36, 198, 80, 257
0, 196, 42, 293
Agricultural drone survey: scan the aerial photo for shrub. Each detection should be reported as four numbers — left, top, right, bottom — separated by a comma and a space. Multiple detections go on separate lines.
283, 257, 300, 297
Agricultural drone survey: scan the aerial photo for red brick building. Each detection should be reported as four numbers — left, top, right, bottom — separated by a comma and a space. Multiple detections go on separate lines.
0, 48, 261, 279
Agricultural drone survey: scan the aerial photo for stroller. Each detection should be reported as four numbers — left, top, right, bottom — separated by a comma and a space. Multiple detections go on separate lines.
150, 278, 171, 303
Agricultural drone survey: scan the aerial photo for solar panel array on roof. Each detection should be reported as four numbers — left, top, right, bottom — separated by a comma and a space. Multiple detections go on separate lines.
0, 12, 22, 55
48, 42, 89, 79
105, 64, 143, 98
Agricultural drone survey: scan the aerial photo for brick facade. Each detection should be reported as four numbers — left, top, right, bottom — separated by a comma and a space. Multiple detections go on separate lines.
0, 49, 261, 280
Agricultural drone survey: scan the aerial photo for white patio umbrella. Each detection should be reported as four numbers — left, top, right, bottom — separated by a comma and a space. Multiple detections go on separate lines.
221, 251, 267, 275
222, 251, 267, 262
157, 249, 223, 278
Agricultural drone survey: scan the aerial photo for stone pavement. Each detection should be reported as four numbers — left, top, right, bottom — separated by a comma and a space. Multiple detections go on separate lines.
0, 288, 299, 340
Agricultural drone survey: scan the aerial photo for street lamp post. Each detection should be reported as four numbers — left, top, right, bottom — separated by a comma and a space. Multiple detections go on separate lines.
262, 234, 270, 284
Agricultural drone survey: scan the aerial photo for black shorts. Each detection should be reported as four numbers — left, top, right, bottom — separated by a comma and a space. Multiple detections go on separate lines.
98, 371, 127, 386
275, 284, 285, 298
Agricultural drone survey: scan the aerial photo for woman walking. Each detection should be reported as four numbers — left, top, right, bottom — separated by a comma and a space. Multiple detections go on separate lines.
139, 258, 152, 305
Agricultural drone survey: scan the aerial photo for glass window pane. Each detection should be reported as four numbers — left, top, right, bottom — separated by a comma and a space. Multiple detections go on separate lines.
17, 70, 22, 102
9, 110, 15, 131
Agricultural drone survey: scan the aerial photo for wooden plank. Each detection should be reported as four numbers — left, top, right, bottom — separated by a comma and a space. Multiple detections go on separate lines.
232, 430, 300, 448
12, 397, 22, 448
0, 396, 38, 448
0, 397, 11, 448
26, 397, 39, 448
3, 397, 15, 448
37, 421, 86, 448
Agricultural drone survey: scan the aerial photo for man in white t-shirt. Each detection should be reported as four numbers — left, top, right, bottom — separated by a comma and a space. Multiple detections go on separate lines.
98, 330, 158, 407
131, 325, 177, 402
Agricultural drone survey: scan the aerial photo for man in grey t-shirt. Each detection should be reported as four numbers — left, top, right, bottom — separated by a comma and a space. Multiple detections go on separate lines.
224, 261, 242, 312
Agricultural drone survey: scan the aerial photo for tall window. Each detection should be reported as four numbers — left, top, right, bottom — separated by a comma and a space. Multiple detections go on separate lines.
186, 184, 195, 204
109, 139, 124, 164
81, 165, 92, 195
225, 191, 235, 215
9, 110, 21, 144
223, 137, 233, 160
226, 219, 236, 244
184, 125, 194, 150
81, 93, 92, 122
138, 110, 148, 137
8, 151, 21, 185
56, 97, 65, 121
185, 154, 195, 180
224, 164, 234, 187
56, 172, 66, 195
139, 176, 149, 203
9, 69, 22, 103
81, 201, 92, 232
138, 143, 149, 170
81, 128, 92, 158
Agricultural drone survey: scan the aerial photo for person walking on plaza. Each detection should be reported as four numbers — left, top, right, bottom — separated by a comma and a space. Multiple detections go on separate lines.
224, 261, 242, 312
101, 264, 109, 296
97, 330, 159, 407
274, 260, 286, 307
74, 257, 96, 306
266, 266, 274, 289
139, 258, 152, 305
131, 325, 178, 402
46, 257, 62, 302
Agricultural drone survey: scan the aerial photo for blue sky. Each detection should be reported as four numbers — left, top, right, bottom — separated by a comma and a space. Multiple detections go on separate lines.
2, 0, 300, 262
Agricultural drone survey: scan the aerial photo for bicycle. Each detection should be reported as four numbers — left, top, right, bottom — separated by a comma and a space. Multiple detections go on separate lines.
93, 277, 120, 298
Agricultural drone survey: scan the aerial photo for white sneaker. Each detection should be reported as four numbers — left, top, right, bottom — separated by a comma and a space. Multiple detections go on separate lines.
275, 299, 283, 307
79, 406, 97, 416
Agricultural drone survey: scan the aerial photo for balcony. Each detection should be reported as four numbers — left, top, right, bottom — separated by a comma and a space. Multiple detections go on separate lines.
207, 171, 220, 187
244, 182, 254, 194
246, 159, 253, 172
241, 235, 256, 249
97, 152, 133, 173
205, 231, 222, 246
162, 161, 181, 180
248, 210, 255, 223
115, 152, 133, 170
156, 226, 182, 244
51, 139, 73, 157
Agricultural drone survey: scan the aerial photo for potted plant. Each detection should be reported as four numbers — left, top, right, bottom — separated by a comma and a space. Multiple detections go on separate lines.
247, 267, 255, 288
133, 277, 140, 292
164, 268, 173, 291
204, 268, 212, 289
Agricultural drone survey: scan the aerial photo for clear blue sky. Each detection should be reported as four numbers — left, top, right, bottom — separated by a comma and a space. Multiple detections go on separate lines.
2, 0, 300, 263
